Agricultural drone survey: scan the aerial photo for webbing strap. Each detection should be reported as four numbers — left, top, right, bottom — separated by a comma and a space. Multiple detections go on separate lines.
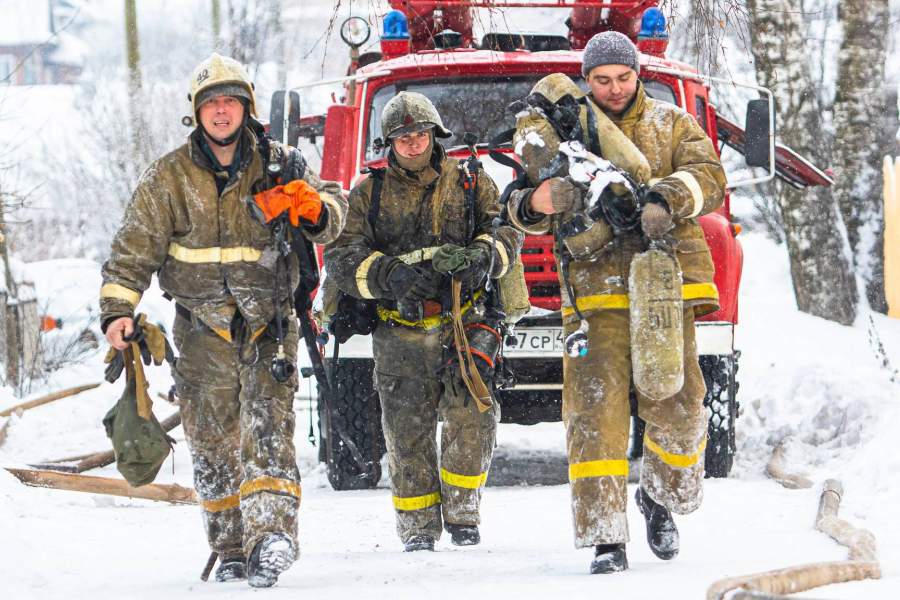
451, 279, 492, 413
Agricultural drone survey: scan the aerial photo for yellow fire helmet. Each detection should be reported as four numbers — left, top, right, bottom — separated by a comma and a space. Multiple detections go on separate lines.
188, 53, 257, 118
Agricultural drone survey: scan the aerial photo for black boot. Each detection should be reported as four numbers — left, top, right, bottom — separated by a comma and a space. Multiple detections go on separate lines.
635, 487, 679, 560
403, 534, 435, 552
214, 556, 246, 582
444, 523, 480, 546
247, 533, 296, 588
590, 544, 628, 574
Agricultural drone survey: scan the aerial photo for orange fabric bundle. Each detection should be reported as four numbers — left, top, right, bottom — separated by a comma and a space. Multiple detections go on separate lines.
252, 179, 322, 227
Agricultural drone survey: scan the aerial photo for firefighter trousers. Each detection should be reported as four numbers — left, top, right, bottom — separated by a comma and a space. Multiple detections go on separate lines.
373, 322, 498, 543
173, 311, 302, 560
562, 308, 707, 548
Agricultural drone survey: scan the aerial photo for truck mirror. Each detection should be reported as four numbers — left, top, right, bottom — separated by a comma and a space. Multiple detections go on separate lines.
744, 98, 772, 168
270, 90, 302, 147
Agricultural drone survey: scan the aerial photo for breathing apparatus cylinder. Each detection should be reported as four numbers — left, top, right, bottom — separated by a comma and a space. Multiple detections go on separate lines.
628, 244, 684, 400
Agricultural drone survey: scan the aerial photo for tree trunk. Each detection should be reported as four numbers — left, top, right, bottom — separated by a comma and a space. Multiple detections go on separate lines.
211, 0, 222, 51
746, 0, 858, 325
830, 0, 890, 313
123, 0, 148, 167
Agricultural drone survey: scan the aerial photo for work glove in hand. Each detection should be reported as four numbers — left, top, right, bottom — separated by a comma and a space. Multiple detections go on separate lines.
252, 179, 322, 227
386, 261, 439, 302
641, 193, 674, 239
103, 314, 173, 382
548, 177, 585, 214
433, 243, 493, 291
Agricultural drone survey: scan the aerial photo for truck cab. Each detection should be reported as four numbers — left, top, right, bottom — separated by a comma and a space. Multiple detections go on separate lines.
277, 0, 832, 490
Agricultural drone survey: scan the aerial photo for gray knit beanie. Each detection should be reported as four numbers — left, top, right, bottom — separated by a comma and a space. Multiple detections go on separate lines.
581, 31, 640, 77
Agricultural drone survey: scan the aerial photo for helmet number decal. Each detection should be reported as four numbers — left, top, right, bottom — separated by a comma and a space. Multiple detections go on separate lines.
196, 68, 210, 84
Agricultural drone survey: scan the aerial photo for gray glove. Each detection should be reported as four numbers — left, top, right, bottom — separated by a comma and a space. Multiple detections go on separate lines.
641, 194, 673, 239
549, 177, 585, 214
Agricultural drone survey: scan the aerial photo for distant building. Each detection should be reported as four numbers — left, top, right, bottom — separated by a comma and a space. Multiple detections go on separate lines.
0, 0, 87, 85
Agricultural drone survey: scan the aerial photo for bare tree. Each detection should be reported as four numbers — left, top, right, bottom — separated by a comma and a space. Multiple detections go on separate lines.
830, 0, 891, 313
746, 0, 858, 325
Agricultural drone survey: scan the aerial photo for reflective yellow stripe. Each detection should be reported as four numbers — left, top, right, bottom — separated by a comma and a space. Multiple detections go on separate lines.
212, 327, 232, 342
201, 493, 240, 513
644, 437, 707, 469
440, 468, 488, 489
377, 291, 482, 330
668, 171, 705, 218
560, 283, 719, 318
475, 234, 510, 277
239, 476, 302, 499
355, 251, 384, 300
167, 242, 261, 264
396, 246, 441, 265
100, 283, 141, 306
392, 491, 441, 511
568, 459, 629, 481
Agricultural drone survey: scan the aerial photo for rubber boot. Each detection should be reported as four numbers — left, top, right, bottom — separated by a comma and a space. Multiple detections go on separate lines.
444, 523, 480, 546
403, 534, 435, 552
635, 486, 679, 560
590, 543, 628, 574
247, 533, 296, 588
214, 556, 246, 582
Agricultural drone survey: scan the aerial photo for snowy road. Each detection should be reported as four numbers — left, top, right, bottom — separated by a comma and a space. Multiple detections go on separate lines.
0, 458, 891, 600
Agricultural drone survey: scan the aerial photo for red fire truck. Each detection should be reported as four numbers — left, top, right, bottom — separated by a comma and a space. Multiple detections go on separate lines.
270, 0, 833, 490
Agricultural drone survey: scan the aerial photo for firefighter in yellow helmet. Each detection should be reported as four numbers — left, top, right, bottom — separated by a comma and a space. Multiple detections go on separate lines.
100, 53, 346, 587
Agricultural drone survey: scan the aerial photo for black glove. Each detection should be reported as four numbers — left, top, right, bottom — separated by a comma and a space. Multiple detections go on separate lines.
386, 261, 439, 302
453, 244, 492, 291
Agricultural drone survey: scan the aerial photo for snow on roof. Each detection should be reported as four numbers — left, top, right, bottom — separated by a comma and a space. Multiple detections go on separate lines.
47, 31, 87, 67
0, 0, 53, 46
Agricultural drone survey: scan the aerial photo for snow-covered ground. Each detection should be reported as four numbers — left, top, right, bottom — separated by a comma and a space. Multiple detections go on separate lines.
2, 232, 899, 599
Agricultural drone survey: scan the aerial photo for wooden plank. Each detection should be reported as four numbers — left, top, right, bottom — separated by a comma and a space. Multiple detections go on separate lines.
5, 467, 197, 505
0, 383, 102, 417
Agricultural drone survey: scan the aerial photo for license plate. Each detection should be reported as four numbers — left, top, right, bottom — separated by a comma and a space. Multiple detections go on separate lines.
505, 327, 564, 355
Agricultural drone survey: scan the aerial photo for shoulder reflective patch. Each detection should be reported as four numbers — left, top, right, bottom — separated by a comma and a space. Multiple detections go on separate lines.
568, 459, 629, 481
440, 468, 488, 490
644, 436, 707, 469
167, 243, 261, 264
392, 491, 441, 511
100, 283, 142, 307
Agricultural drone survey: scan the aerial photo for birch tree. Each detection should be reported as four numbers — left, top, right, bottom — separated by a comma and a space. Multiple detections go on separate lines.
830, 0, 891, 313
746, 0, 858, 325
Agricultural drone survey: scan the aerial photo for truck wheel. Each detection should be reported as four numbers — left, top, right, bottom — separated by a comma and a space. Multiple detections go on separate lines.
318, 358, 385, 490
700, 353, 740, 478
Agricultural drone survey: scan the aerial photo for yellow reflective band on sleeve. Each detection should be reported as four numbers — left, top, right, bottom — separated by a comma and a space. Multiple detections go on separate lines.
100, 283, 142, 307
396, 246, 441, 265
239, 476, 302, 500
475, 234, 510, 277
355, 251, 384, 300
668, 171, 705, 218
440, 468, 488, 490
392, 491, 441, 511
167, 242, 261, 264
568, 459, 629, 481
644, 437, 707, 469
201, 493, 240, 513
560, 283, 719, 318
377, 291, 482, 330
682, 282, 719, 301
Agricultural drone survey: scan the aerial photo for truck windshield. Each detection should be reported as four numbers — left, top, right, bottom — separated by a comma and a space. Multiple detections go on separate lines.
365, 76, 539, 160
364, 75, 677, 161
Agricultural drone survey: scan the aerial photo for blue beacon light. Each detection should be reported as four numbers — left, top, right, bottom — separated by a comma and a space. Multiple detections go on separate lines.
383, 10, 410, 40
638, 7, 668, 40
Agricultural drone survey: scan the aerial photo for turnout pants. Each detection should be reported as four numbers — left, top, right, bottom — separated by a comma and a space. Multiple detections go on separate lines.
373, 323, 498, 543
562, 308, 707, 548
173, 311, 301, 560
